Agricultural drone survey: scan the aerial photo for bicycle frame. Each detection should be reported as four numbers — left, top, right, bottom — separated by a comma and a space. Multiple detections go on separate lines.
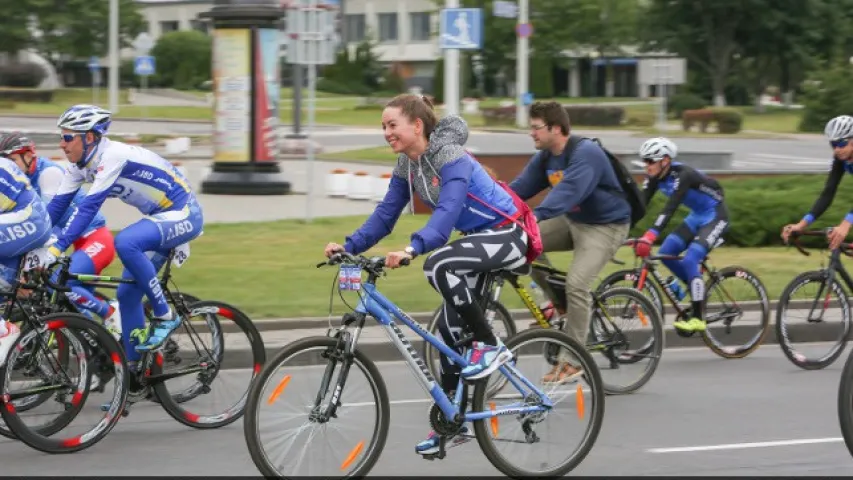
348, 280, 554, 424
790, 231, 853, 319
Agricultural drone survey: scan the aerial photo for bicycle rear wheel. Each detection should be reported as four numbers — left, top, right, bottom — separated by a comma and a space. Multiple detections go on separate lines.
244, 335, 390, 478
0, 313, 128, 454
471, 328, 605, 477
153, 300, 265, 429
775, 270, 851, 370
597, 268, 666, 321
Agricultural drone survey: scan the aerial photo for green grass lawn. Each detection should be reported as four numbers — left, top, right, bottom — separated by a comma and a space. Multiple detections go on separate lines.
116, 215, 831, 320
0, 89, 809, 135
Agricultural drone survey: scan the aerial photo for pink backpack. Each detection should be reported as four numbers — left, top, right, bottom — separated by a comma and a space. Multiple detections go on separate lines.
467, 182, 544, 264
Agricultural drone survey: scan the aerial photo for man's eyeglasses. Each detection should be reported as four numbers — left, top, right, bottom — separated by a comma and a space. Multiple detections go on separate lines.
831, 138, 850, 149
530, 124, 548, 131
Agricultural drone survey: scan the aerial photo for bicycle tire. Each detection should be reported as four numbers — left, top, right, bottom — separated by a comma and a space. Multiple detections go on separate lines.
838, 347, 853, 458
592, 286, 664, 395
775, 270, 851, 370
701, 266, 771, 359
471, 328, 605, 477
0, 312, 129, 454
423, 301, 516, 386
244, 335, 390, 478
153, 300, 266, 429
597, 268, 666, 321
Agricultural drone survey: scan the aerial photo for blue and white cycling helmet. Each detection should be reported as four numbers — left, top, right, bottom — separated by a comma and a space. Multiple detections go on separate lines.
633, 137, 678, 167
57, 104, 112, 135
825, 115, 853, 142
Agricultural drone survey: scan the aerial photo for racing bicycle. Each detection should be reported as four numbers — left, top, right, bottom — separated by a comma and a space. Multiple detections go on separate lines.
596, 238, 771, 359
244, 252, 605, 478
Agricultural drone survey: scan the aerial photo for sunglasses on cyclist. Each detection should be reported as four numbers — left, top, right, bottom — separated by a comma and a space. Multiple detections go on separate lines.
60, 133, 84, 143
831, 138, 850, 149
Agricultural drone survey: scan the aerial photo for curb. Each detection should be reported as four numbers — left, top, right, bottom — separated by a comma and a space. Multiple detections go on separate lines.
230, 321, 834, 369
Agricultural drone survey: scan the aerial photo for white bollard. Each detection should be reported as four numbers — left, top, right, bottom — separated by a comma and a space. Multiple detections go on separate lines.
372, 173, 392, 202
325, 168, 351, 197
347, 171, 373, 200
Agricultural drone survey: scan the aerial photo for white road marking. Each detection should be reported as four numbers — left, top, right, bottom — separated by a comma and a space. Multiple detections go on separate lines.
648, 437, 844, 453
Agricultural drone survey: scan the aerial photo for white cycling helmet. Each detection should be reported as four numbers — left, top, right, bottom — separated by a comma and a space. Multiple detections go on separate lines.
632, 137, 678, 167
57, 104, 112, 135
825, 115, 853, 142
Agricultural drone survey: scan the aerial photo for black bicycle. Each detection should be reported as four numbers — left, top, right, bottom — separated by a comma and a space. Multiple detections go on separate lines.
778, 230, 853, 370
596, 238, 771, 359
423, 255, 664, 395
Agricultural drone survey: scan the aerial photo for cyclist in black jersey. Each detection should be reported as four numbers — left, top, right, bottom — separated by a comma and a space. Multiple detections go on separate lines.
783, 115, 853, 250
631, 137, 729, 333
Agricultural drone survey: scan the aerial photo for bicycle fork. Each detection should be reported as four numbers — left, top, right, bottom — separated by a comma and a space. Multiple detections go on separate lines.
312, 312, 365, 423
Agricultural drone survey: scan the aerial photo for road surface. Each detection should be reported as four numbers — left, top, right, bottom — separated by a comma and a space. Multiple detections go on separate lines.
0, 346, 850, 476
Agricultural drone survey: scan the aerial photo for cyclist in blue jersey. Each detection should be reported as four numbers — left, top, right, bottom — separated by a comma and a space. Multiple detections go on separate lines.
0, 156, 53, 365
783, 115, 853, 250
324, 94, 528, 456
632, 137, 729, 333
38, 104, 204, 367
0, 132, 120, 336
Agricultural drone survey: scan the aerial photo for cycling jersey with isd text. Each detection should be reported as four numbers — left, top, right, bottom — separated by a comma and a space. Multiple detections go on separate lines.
0, 157, 38, 213
802, 158, 853, 225
47, 138, 192, 253
31, 156, 106, 235
643, 162, 724, 235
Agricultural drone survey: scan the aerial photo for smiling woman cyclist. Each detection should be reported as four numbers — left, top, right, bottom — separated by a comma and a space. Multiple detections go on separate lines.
324, 94, 529, 456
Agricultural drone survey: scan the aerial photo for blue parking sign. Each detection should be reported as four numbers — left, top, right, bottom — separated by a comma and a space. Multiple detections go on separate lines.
88, 56, 100, 73
134, 55, 156, 76
440, 8, 483, 50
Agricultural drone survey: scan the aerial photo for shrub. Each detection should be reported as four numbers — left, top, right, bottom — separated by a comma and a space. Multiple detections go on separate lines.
564, 106, 624, 126
481, 105, 515, 126
668, 93, 706, 119
681, 108, 743, 134
629, 174, 845, 246
149, 30, 211, 90
0, 63, 46, 88
0, 87, 53, 102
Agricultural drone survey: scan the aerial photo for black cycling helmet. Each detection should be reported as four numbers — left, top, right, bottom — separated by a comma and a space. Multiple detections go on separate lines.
0, 132, 37, 174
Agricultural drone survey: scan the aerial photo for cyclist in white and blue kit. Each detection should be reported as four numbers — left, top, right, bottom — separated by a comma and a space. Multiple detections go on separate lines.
0, 157, 54, 365
40, 104, 204, 365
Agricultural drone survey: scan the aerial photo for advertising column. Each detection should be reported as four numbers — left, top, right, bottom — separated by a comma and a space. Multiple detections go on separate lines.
200, 0, 292, 195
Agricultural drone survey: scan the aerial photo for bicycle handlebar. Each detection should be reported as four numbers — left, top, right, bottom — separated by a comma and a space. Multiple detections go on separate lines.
788, 229, 853, 257
317, 250, 410, 276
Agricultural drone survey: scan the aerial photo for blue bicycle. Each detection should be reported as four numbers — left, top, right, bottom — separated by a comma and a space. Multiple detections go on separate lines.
243, 252, 605, 478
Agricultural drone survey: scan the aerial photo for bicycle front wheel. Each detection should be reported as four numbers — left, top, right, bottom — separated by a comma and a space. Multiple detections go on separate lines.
590, 286, 664, 395
775, 270, 851, 370
597, 268, 666, 322
0, 312, 128, 454
838, 347, 853, 458
702, 266, 771, 359
244, 335, 390, 478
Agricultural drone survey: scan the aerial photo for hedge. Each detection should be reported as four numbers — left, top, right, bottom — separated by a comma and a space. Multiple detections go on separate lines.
481, 105, 625, 127
626, 174, 845, 247
681, 107, 743, 134
0, 87, 53, 103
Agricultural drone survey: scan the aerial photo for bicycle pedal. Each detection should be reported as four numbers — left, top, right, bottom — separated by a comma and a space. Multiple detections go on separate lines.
453, 334, 474, 349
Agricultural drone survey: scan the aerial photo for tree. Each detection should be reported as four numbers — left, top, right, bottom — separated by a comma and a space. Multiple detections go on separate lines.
150, 30, 211, 90
29, 0, 146, 62
0, 4, 35, 56
640, 0, 761, 107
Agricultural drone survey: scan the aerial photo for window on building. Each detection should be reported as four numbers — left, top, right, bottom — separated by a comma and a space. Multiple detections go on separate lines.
409, 12, 430, 42
344, 14, 365, 42
378, 13, 397, 42
159, 21, 179, 34
190, 20, 208, 34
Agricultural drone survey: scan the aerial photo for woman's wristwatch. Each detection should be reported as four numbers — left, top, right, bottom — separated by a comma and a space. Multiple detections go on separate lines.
404, 245, 417, 259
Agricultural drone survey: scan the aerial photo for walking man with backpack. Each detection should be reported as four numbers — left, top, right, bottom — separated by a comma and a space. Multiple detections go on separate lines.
509, 101, 644, 384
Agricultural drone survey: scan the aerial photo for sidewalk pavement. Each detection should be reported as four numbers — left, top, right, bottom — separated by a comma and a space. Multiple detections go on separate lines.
208, 300, 840, 368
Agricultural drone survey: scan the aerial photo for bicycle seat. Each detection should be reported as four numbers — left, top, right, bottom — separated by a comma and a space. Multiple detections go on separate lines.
506, 263, 532, 276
